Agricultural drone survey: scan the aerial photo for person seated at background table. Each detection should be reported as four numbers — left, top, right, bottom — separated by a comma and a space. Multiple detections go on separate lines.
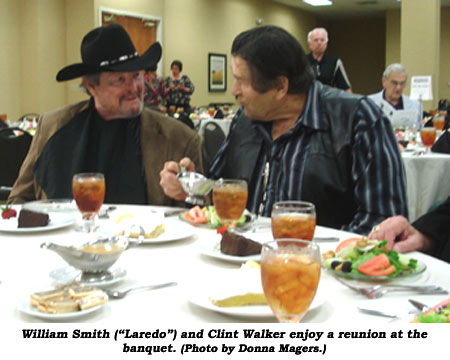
306, 27, 352, 93
160, 25, 408, 235
164, 60, 195, 114
8, 24, 202, 206
369, 196, 450, 264
143, 64, 164, 109
368, 63, 423, 130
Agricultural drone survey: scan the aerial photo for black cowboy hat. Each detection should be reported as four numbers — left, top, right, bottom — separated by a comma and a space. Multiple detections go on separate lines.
56, 24, 162, 81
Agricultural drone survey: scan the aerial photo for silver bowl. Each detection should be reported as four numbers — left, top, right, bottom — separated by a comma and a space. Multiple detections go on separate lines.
41, 235, 128, 273
177, 171, 214, 206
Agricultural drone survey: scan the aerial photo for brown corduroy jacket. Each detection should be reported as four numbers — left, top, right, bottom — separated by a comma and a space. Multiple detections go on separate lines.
8, 100, 202, 206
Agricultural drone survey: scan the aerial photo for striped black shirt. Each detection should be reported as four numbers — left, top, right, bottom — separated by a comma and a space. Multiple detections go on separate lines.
208, 82, 407, 234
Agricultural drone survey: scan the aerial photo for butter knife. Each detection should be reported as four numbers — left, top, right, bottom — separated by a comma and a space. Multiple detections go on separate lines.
164, 208, 186, 217
358, 307, 399, 318
408, 299, 429, 312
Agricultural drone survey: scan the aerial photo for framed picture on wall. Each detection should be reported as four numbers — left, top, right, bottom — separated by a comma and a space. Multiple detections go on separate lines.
208, 53, 227, 92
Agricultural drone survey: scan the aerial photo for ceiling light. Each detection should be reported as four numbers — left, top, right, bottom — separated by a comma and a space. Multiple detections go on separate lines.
302, 0, 333, 6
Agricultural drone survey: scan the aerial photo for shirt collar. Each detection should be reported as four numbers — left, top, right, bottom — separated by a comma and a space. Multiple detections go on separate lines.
296, 81, 328, 131
244, 81, 327, 137
382, 89, 404, 110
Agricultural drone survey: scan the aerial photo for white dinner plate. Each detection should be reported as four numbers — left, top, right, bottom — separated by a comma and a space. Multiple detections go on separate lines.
17, 296, 105, 320
141, 219, 195, 244
21, 198, 78, 214
0, 212, 77, 233
198, 232, 271, 263
49, 266, 127, 286
188, 285, 324, 319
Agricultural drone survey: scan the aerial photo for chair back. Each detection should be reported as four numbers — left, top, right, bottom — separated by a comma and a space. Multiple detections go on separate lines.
201, 122, 225, 174
176, 113, 195, 130
0, 127, 33, 189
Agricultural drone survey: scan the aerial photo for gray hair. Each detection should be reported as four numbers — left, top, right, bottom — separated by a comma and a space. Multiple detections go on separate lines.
307, 27, 328, 42
80, 73, 101, 95
383, 63, 407, 79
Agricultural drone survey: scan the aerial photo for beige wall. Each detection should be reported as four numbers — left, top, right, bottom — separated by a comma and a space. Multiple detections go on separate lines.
0, 0, 21, 121
1, 0, 448, 120
384, 7, 449, 109
163, 0, 316, 108
385, 9, 400, 66
326, 17, 386, 95
439, 7, 450, 103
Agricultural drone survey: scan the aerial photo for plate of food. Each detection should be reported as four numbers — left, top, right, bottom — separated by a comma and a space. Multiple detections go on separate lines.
0, 207, 77, 233
179, 205, 257, 231
18, 283, 108, 320
412, 298, 450, 323
114, 212, 195, 243
139, 219, 195, 244
322, 237, 426, 281
187, 262, 324, 318
198, 231, 270, 263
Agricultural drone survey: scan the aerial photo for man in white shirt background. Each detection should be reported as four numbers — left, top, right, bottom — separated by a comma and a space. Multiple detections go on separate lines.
369, 63, 423, 130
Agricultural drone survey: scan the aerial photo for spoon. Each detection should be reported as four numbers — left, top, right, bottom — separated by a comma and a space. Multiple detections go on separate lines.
103, 282, 177, 299
98, 206, 117, 219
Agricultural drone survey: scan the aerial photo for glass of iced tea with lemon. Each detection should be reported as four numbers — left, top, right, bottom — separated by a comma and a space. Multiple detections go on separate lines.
72, 173, 105, 232
271, 201, 316, 241
261, 239, 321, 322
212, 179, 247, 231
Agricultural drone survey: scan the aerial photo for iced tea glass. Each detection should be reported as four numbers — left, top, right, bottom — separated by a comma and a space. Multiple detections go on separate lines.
432, 115, 445, 131
271, 201, 316, 241
72, 173, 105, 233
420, 127, 436, 153
212, 179, 247, 231
261, 239, 321, 323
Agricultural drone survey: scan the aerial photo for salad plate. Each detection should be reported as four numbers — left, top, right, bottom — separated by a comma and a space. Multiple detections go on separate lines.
17, 295, 105, 320
179, 206, 257, 231
322, 238, 427, 281
0, 212, 77, 233
198, 232, 270, 263
323, 259, 427, 281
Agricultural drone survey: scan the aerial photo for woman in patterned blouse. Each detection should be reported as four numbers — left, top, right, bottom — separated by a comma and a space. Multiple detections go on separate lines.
164, 60, 195, 113
143, 64, 164, 109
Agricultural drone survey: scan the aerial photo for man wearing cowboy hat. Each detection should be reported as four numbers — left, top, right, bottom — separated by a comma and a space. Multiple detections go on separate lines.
8, 24, 202, 205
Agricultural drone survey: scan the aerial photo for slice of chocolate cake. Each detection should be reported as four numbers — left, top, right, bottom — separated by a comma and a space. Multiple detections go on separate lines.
18, 209, 50, 228
220, 230, 262, 256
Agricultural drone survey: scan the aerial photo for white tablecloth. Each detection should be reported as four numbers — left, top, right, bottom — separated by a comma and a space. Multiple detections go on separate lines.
1, 203, 449, 326
402, 152, 450, 221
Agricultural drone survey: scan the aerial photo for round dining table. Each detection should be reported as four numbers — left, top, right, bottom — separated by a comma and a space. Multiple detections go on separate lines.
402, 151, 450, 221
1, 203, 449, 326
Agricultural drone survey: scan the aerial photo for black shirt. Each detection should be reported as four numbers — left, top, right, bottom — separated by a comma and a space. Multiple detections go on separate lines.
307, 52, 351, 91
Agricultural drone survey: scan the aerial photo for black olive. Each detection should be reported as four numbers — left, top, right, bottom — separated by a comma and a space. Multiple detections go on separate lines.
331, 260, 341, 270
244, 214, 252, 222
341, 261, 352, 273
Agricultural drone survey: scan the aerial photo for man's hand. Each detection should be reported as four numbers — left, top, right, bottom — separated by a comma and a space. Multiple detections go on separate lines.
159, 158, 196, 201
368, 216, 433, 253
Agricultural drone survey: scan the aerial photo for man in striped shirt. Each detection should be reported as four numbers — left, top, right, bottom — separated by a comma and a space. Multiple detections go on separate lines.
307, 27, 352, 92
160, 26, 407, 235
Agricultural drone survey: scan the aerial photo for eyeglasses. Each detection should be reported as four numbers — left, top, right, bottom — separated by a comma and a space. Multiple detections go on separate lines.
315, 64, 321, 77
388, 80, 406, 88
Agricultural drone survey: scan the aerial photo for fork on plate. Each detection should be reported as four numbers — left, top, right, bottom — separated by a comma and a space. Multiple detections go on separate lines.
333, 276, 447, 299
